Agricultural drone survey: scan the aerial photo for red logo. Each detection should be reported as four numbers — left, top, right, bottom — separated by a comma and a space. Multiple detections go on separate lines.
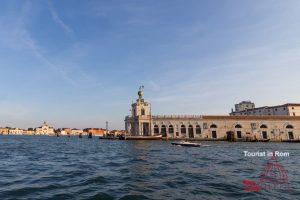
243, 154, 291, 192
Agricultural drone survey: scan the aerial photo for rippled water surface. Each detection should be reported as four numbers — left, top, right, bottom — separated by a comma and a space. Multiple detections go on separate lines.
0, 136, 299, 200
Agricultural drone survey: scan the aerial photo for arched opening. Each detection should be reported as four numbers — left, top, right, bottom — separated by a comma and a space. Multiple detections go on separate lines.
141, 108, 145, 115
236, 131, 242, 139
226, 131, 235, 141
286, 125, 294, 129
181, 125, 186, 136
210, 124, 217, 129
212, 131, 217, 139
196, 125, 201, 134
260, 124, 268, 139
161, 125, 167, 137
210, 124, 217, 139
235, 124, 242, 139
154, 125, 159, 135
235, 124, 242, 129
168, 125, 174, 135
188, 125, 194, 138
260, 124, 268, 129
288, 132, 294, 140
286, 125, 294, 140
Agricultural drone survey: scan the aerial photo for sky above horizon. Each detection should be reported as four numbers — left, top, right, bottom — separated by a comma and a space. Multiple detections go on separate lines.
1, 0, 300, 129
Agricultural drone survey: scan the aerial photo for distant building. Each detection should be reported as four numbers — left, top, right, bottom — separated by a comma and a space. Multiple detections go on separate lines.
60, 128, 72, 136
71, 129, 83, 136
0, 127, 9, 135
233, 101, 255, 112
23, 129, 35, 135
83, 128, 106, 137
125, 87, 300, 141
110, 130, 126, 136
35, 122, 55, 135
230, 102, 300, 116
9, 128, 24, 135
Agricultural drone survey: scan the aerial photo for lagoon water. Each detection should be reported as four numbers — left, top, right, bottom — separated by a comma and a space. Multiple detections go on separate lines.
0, 135, 299, 200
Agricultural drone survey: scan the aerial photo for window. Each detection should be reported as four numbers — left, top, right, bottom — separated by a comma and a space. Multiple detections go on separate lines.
292, 107, 294, 109
196, 125, 201, 134
237, 131, 242, 139
286, 125, 294, 129
235, 124, 242, 129
210, 124, 217, 129
141, 108, 145, 115
260, 124, 268, 129
293, 112, 296, 116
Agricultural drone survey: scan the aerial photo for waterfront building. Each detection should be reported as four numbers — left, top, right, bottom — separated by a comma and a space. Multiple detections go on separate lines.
71, 129, 83, 136
35, 122, 55, 135
23, 129, 35, 135
0, 127, 9, 135
83, 128, 107, 137
60, 128, 72, 136
230, 102, 300, 116
9, 128, 24, 135
125, 88, 300, 141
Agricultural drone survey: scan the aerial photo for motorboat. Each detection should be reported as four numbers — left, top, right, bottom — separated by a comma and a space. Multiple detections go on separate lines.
171, 141, 206, 147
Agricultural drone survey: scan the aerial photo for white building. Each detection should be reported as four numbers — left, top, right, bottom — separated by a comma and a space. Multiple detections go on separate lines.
230, 102, 300, 116
9, 128, 24, 135
35, 122, 55, 135
71, 129, 83, 136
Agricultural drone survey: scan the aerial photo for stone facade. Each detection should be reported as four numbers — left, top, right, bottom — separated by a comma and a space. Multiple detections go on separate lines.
35, 122, 55, 135
230, 102, 300, 116
125, 89, 300, 141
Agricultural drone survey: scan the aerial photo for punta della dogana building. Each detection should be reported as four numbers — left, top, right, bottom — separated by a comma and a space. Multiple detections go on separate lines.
124, 87, 300, 141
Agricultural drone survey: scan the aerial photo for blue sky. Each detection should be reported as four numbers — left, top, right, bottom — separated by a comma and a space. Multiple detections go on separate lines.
0, 0, 300, 129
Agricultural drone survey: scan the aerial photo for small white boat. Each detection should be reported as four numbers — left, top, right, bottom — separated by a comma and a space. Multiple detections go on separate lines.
171, 141, 203, 147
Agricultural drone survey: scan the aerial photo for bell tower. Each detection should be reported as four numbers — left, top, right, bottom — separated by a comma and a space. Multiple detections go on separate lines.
126, 86, 152, 136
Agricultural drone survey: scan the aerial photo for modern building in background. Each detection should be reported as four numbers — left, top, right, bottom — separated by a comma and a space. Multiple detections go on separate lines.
233, 101, 255, 112
125, 88, 300, 141
230, 102, 300, 116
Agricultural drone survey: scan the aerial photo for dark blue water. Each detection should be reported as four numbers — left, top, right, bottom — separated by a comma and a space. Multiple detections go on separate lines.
0, 136, 299, 200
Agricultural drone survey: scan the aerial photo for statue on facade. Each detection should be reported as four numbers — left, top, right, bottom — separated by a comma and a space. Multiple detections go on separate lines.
138, 85, 144, 100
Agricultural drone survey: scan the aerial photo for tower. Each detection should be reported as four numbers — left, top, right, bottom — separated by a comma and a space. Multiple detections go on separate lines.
125, 86, 152, 136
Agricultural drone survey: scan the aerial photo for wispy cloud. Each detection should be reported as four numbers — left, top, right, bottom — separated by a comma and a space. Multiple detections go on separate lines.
0, 1, 77, 86
48, 0, 74, 36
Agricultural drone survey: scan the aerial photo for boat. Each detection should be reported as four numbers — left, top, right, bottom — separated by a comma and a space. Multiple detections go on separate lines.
171, 141, 203, 147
